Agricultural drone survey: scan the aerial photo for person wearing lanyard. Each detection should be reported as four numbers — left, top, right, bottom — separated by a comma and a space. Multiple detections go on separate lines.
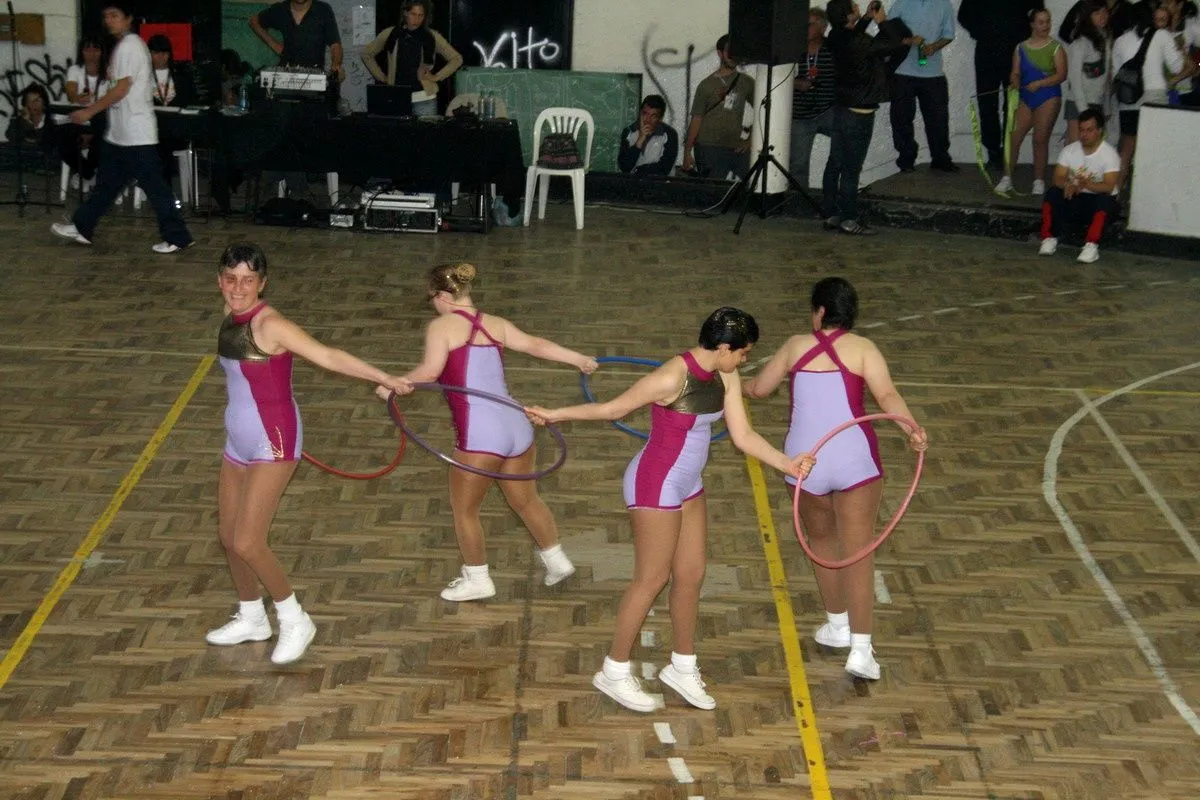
62, 33, 109, 182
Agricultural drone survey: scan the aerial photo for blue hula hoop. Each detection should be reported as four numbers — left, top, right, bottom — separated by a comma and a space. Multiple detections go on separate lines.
579, 355, 729, 442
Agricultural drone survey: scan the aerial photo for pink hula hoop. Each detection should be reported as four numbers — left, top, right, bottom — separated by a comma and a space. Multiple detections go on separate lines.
792, 413, 925, 569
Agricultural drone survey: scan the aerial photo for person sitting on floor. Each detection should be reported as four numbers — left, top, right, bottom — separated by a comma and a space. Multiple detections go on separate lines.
1038, 107, 1119, 264
618, 95, 679, 176
5, 84, 55, 154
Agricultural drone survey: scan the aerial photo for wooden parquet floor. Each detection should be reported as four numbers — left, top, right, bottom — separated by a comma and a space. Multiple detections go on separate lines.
1, 203, 1198, 800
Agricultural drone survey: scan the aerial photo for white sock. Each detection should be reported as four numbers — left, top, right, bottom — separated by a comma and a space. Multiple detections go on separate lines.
850, 633, 872, 651
826, 611, 850, 629
671, 652, 697, 674
602, 656, 631, 681
538, 544, 565, 563
463, 564, 490, 580
238, 598, 266, 619
273, 594, 304, 622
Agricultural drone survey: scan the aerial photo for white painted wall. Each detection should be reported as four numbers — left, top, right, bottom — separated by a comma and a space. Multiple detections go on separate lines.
1, 0, 78, 139
1129, 104, 1200, 239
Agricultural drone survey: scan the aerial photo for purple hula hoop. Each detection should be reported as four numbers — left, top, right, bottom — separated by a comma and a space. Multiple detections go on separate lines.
386, 383, 568, 480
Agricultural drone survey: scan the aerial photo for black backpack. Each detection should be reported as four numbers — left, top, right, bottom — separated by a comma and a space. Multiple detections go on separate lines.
1113, 30, 1155, 105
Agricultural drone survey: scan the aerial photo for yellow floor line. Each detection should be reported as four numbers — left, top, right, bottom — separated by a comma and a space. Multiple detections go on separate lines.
742, 441, 832, 799
0, 355, 215, 691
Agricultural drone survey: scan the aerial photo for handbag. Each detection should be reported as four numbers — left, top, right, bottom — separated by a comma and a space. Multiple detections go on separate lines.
536, 132, 583, 168
1113, 31, 1155, 104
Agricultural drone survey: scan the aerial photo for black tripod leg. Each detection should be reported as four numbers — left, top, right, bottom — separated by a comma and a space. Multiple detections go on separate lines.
733, 155, 768, 234
766, 154, 823, 216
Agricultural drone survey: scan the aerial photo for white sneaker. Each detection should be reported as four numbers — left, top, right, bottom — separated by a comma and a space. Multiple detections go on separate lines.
845, 646, 881, 680
993, 175, 1013, 194
814, 622, 852, 648
542, 552, 576, 587
152, 241, 192, 254
1039, 237, 1058, 256
439, 567, 496, 602
271, 612, 316, 665
658, 663, 717, 710
1077, 242, 1100, 264
51, 221, 91, 245
593, 671, 657, 713
1032, 179, 1046, 195
205, 611, 272, 645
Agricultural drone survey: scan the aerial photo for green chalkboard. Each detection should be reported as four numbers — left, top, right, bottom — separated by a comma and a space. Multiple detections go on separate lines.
222, 2, 278, 71
456, 68, 641, 173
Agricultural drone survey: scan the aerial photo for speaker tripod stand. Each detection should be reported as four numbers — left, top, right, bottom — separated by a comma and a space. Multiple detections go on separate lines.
731, 62, 820, 234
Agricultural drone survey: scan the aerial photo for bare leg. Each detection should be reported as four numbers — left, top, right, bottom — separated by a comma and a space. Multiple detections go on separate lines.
831, 480, 885, 634
1004, 103, 1035, 180
496, 444, 560, 549
1118, 133, 1137, 195
1030, 98, 1061, 182
447, 450, 502, 565
668, 494, 708, 656
225, 459, 299, 602
609, 508, 680, 662
217, 459, 260, 600
798, 491, 842, 613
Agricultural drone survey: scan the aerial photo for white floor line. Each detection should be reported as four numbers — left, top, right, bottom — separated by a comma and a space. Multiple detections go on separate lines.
1073, 389, 1200, 564
1044, 362, 1200, 736
873, 570, 892, 604
932, 307, 959, 315
667, 757, 695, 783
897, 314, 923, 321
969, 300, 997, 307
653, 722, 676, 744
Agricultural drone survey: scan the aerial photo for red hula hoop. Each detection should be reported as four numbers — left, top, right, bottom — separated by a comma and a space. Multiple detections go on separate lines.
301, 394, 408, 480
792, 413, 925, 569
387, 383, 568, 481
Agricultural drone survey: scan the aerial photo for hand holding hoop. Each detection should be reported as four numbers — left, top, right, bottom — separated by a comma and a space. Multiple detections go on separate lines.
579, 355, 729, 442
793, 413, 925, 570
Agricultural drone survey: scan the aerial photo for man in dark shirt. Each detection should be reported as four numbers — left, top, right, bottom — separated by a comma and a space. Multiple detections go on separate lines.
824, 0, 913, 235
251, 0, 344, 79
618, 95, 680, 176
790, 7, 837, 190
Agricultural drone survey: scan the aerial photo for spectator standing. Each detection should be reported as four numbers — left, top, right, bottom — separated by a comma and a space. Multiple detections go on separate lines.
1065, 0, 1112, 144
789, 7, 837, 188
889, 0, 958, 172
682, 34, 755, 181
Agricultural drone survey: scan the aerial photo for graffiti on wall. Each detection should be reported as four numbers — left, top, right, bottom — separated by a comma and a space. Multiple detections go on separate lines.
2, 52, 74, 125
473, 27, 563, 69
640, 25, 711, 134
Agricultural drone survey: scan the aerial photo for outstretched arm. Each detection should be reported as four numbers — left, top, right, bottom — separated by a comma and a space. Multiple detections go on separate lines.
527, 360, 681, 424
503, 320, 598, 373
723, 370, 809, 478
257, 312, 408, 392
402, 322, 452, 384
743, 336, 801, 399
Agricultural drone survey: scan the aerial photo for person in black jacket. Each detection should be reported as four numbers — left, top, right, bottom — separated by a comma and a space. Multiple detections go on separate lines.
822, 0, 914, 235
957, 0, 1044, 170
618, 95, 680, 176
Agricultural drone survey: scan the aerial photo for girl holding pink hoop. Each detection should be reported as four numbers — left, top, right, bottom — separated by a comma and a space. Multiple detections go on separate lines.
744, 277, 927, 680
527, 308, 811, 713
388, 263, 597, 602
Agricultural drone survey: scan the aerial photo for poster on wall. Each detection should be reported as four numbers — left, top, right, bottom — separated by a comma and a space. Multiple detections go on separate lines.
448, 0, 572, 70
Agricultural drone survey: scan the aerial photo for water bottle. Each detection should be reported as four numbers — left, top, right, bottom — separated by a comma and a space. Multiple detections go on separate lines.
916, 45, 927, 67
237, 77, 249, 112
483, 92, 495, 119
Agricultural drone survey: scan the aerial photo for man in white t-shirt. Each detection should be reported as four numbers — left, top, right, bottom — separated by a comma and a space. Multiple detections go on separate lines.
51, 2, 192, 254
1039, 108, 1119, 264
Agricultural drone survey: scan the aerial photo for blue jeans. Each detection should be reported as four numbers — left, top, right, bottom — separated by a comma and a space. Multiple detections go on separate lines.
73, 142, 192, 247
789, 108, 835, 188
822, 107, 875, 223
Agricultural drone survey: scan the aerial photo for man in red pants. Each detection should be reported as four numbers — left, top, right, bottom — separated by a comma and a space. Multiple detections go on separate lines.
1039, 108, 1119, 264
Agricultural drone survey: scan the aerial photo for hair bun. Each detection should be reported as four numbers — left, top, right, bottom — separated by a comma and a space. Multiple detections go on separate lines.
453, 263, 477, 283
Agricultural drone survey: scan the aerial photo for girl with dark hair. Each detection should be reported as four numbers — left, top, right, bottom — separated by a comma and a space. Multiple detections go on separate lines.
66, 33, 108, 105
527, 308, 810, 713
744, 278, 926, 681
361, 0, 463, 115
206, 244, 409, 665
1065, 0, 1112, 144
5, 84, 55, 152
385, 263, 597, 602
994, 8, 1067, 196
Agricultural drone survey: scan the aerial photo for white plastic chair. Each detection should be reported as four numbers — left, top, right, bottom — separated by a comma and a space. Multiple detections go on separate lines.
522, 107, 594, 231
59, 161, 95, 201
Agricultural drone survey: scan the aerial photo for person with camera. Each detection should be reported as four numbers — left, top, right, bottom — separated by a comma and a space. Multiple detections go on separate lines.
682, 35, 755, 181
823, 0, 915, 235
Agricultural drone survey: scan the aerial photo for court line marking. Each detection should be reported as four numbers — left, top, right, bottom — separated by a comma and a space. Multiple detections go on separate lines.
742, 409, 832, 800
0, 355, 216, 691
1044, 361, 1200, 736
1074, 389, 1200, 564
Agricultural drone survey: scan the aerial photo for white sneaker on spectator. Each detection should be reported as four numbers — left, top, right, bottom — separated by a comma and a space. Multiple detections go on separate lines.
270, 612, 316, 664
593, 671, 657, 712
658, 663, 717, 710
152, 241, 192, 254
993, 175, 1013, 194
814, 622, 852, 648
1032, 179, 1046, 195
439, 567, 496, 601
542, 552, 576, 587
205, 611, 272, 645
845, 646, 881, 680
51, 221, 91, 245
1077, 243, 1100, 263
1039, 237, 1058, 256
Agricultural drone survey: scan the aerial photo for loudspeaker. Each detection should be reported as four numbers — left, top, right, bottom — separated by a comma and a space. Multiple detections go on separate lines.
728, 0, 810, 65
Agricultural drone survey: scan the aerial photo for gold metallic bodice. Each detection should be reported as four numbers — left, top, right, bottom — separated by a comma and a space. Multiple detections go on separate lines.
217, 309, 271, 362
665, 359, 725, 415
